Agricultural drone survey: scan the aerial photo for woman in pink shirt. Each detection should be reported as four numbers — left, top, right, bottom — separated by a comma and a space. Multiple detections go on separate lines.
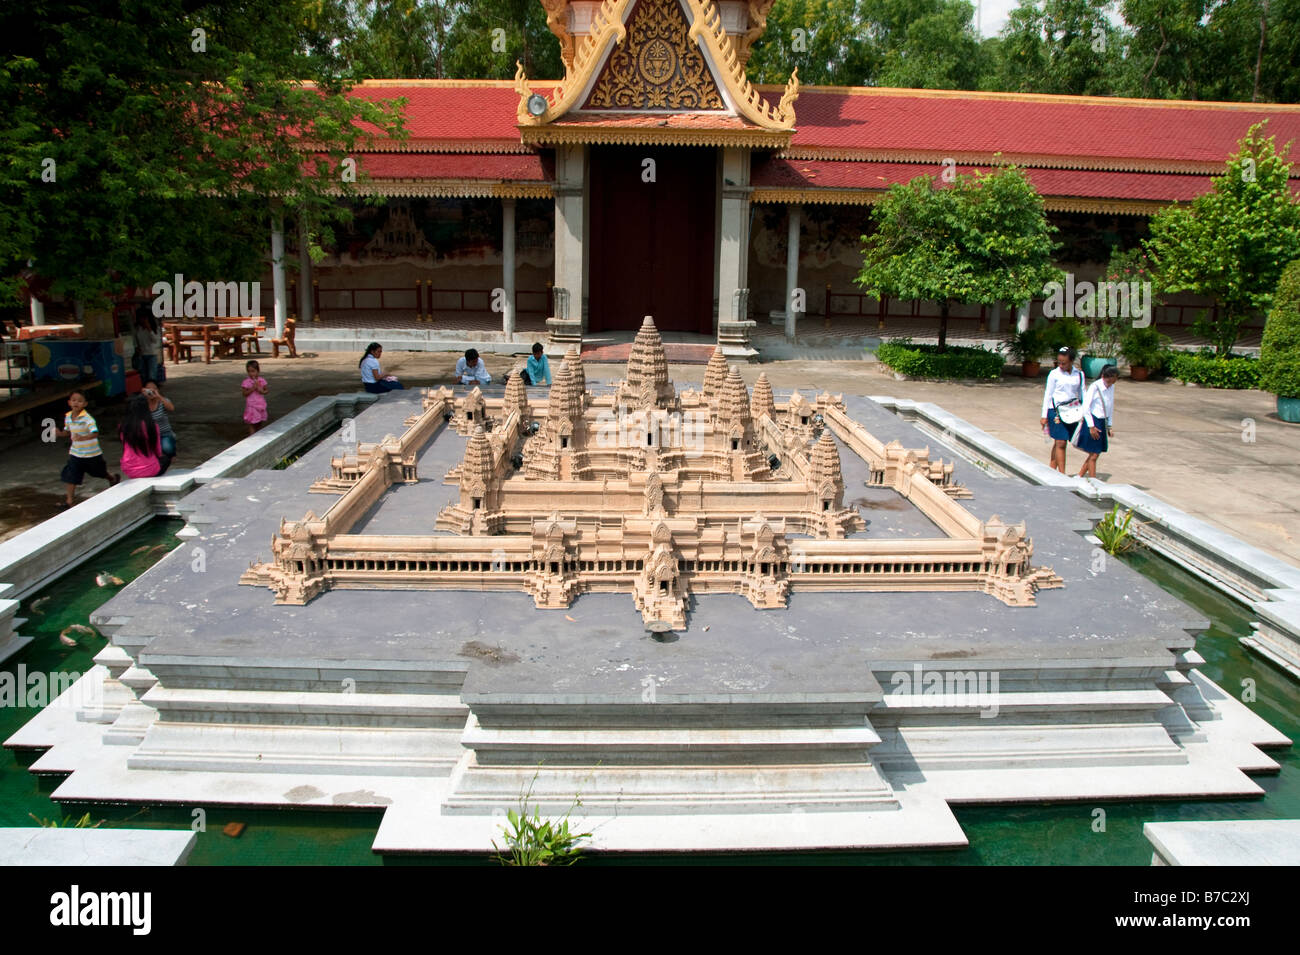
118, 395, 168, 478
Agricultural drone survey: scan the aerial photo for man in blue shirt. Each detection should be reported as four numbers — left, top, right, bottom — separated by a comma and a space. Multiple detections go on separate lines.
523, 342, 551, 386
455, 348, 491, 387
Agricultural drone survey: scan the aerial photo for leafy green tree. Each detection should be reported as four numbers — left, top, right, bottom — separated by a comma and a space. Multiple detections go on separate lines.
998, 0, 1129, 95
878, 1, 989, 89
857, 164, 1061, 350
1259, 258, 1300, 398
1144, 122, 1300, 355
0, 0, 406, 306
747, 0, 880, 85
443, 0, 562, 79
1117, 0, 1208, 98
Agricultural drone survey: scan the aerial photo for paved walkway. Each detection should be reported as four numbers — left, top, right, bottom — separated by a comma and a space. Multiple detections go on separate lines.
4, 350, 1296, 569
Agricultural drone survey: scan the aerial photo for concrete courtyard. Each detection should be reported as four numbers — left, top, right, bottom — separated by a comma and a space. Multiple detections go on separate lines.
4, 348, 1297, 569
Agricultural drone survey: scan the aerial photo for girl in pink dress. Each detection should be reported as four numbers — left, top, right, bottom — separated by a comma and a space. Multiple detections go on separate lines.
242, 360, 269, 435
119, 395, 166, 478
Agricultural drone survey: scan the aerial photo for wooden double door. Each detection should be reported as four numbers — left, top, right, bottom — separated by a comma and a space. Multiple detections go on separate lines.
587, 145, 717, 334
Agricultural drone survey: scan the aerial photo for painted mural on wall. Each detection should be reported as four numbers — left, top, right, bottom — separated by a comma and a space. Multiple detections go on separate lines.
321, 198, 554, 270
751, 206, 872, 273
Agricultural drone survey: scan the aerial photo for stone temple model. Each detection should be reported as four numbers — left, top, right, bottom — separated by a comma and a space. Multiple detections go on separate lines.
242, 317, 1062, 626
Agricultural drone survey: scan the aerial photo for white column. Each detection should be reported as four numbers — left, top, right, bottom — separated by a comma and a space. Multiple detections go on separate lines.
502, 197, 516, 339
271, 213, 287, 337
784, 204, 801, 341
988, 302, 1001, 333
553, 144, 586, 327
298, 217, 314, 324
1017, 302, 1031, 333
29, 294, 45, 325
716, 148, 750, 336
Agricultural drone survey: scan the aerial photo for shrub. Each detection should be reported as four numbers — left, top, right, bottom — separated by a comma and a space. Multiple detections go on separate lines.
876, 339, 1005, 379
1165, 350, 1262, 389
1120, 325, 1170, 372
1000, 326, 1047, 364
1260, 260, 1300, 398
1043, 315, 1088, 354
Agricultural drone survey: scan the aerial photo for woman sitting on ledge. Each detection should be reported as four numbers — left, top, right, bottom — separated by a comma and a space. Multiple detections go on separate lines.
359, 342, 404, 394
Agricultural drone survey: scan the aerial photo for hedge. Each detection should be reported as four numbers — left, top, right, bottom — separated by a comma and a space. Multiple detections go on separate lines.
875, 340, 1005, 380
1164, 350, 1262, 389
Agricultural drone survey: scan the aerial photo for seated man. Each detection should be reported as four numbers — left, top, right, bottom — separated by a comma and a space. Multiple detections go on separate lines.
522, 342, 551, 386
456, 348, 491, 387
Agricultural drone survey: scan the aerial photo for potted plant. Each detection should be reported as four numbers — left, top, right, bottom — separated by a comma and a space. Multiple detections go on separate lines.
1044, 315, 1088, 358
1083, 314, 1123, 378
1001, 325, 1046, 377
1120, 325, 1169, 380
1260, 260, 1300, 423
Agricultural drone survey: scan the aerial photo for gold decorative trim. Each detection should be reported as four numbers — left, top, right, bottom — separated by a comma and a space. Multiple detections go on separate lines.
328, 180, 553, 199
519, 0, 632, 124
520, 123, 792, 148
750, 186, 1172, 215
751, 188, 883, 206
778, 146, 1236, 177
737, 1, 777, 65
584, 0, 726, 111
541, 0, 576, 73
687, 0, 796, 129
1042, 196, 1170, 216
357, 140, 533, 154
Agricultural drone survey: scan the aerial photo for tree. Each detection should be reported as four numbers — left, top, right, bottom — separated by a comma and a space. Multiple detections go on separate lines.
878, 1, 989, 90
1259, 259, 1300, 399
856, 164, 1061, 350
998, 0, 1130, 96
1143, 122, 1300, 355
0, 0, 406, 306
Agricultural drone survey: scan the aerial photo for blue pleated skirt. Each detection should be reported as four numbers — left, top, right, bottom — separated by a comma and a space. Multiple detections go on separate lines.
1075, 417, 1108, 454
1047, 408, 1079, 442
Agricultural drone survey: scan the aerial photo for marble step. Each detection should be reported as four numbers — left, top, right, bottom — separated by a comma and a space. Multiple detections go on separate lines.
871, 720, 1187, 770
140, 685, 468, 729
127, 722, 462, 776
462, 721, 881, 765
442, 761, 900, 815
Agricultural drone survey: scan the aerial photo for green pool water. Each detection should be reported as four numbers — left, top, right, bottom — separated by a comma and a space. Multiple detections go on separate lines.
2, 523, 1295, 865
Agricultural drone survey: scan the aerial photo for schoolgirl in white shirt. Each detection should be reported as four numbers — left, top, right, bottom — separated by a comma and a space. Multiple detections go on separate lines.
1039, 346, 1086, 473
1072, 364, 1118, 477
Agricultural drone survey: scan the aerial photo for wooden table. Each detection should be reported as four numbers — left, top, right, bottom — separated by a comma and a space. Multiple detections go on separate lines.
213, 324, 258, 359
164, 323, 218, 364
165, 323, 259, 363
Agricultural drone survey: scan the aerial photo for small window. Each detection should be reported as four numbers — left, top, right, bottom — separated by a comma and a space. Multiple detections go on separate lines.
473, 497, 482, 510
560, 436, 569, 449
801, 415, 809, 425
823, 500, 830, 511
660, 580, 668, 592
467, 411, 474, 421
731, 439, 739, 450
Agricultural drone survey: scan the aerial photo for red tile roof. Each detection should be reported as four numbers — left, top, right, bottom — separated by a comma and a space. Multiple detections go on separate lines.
337, 82, 1300, 197
344, 81, 547, 152
759, 87, 1300, 173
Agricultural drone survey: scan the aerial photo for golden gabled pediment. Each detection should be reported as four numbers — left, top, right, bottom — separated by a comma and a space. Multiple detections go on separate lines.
518, 0, 797, 131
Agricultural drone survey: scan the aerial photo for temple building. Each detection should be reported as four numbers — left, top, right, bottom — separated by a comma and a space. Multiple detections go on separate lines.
253, 0, 1300, 354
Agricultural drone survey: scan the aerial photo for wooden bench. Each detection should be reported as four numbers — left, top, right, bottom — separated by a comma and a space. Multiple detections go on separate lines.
0, 380, 102, 430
